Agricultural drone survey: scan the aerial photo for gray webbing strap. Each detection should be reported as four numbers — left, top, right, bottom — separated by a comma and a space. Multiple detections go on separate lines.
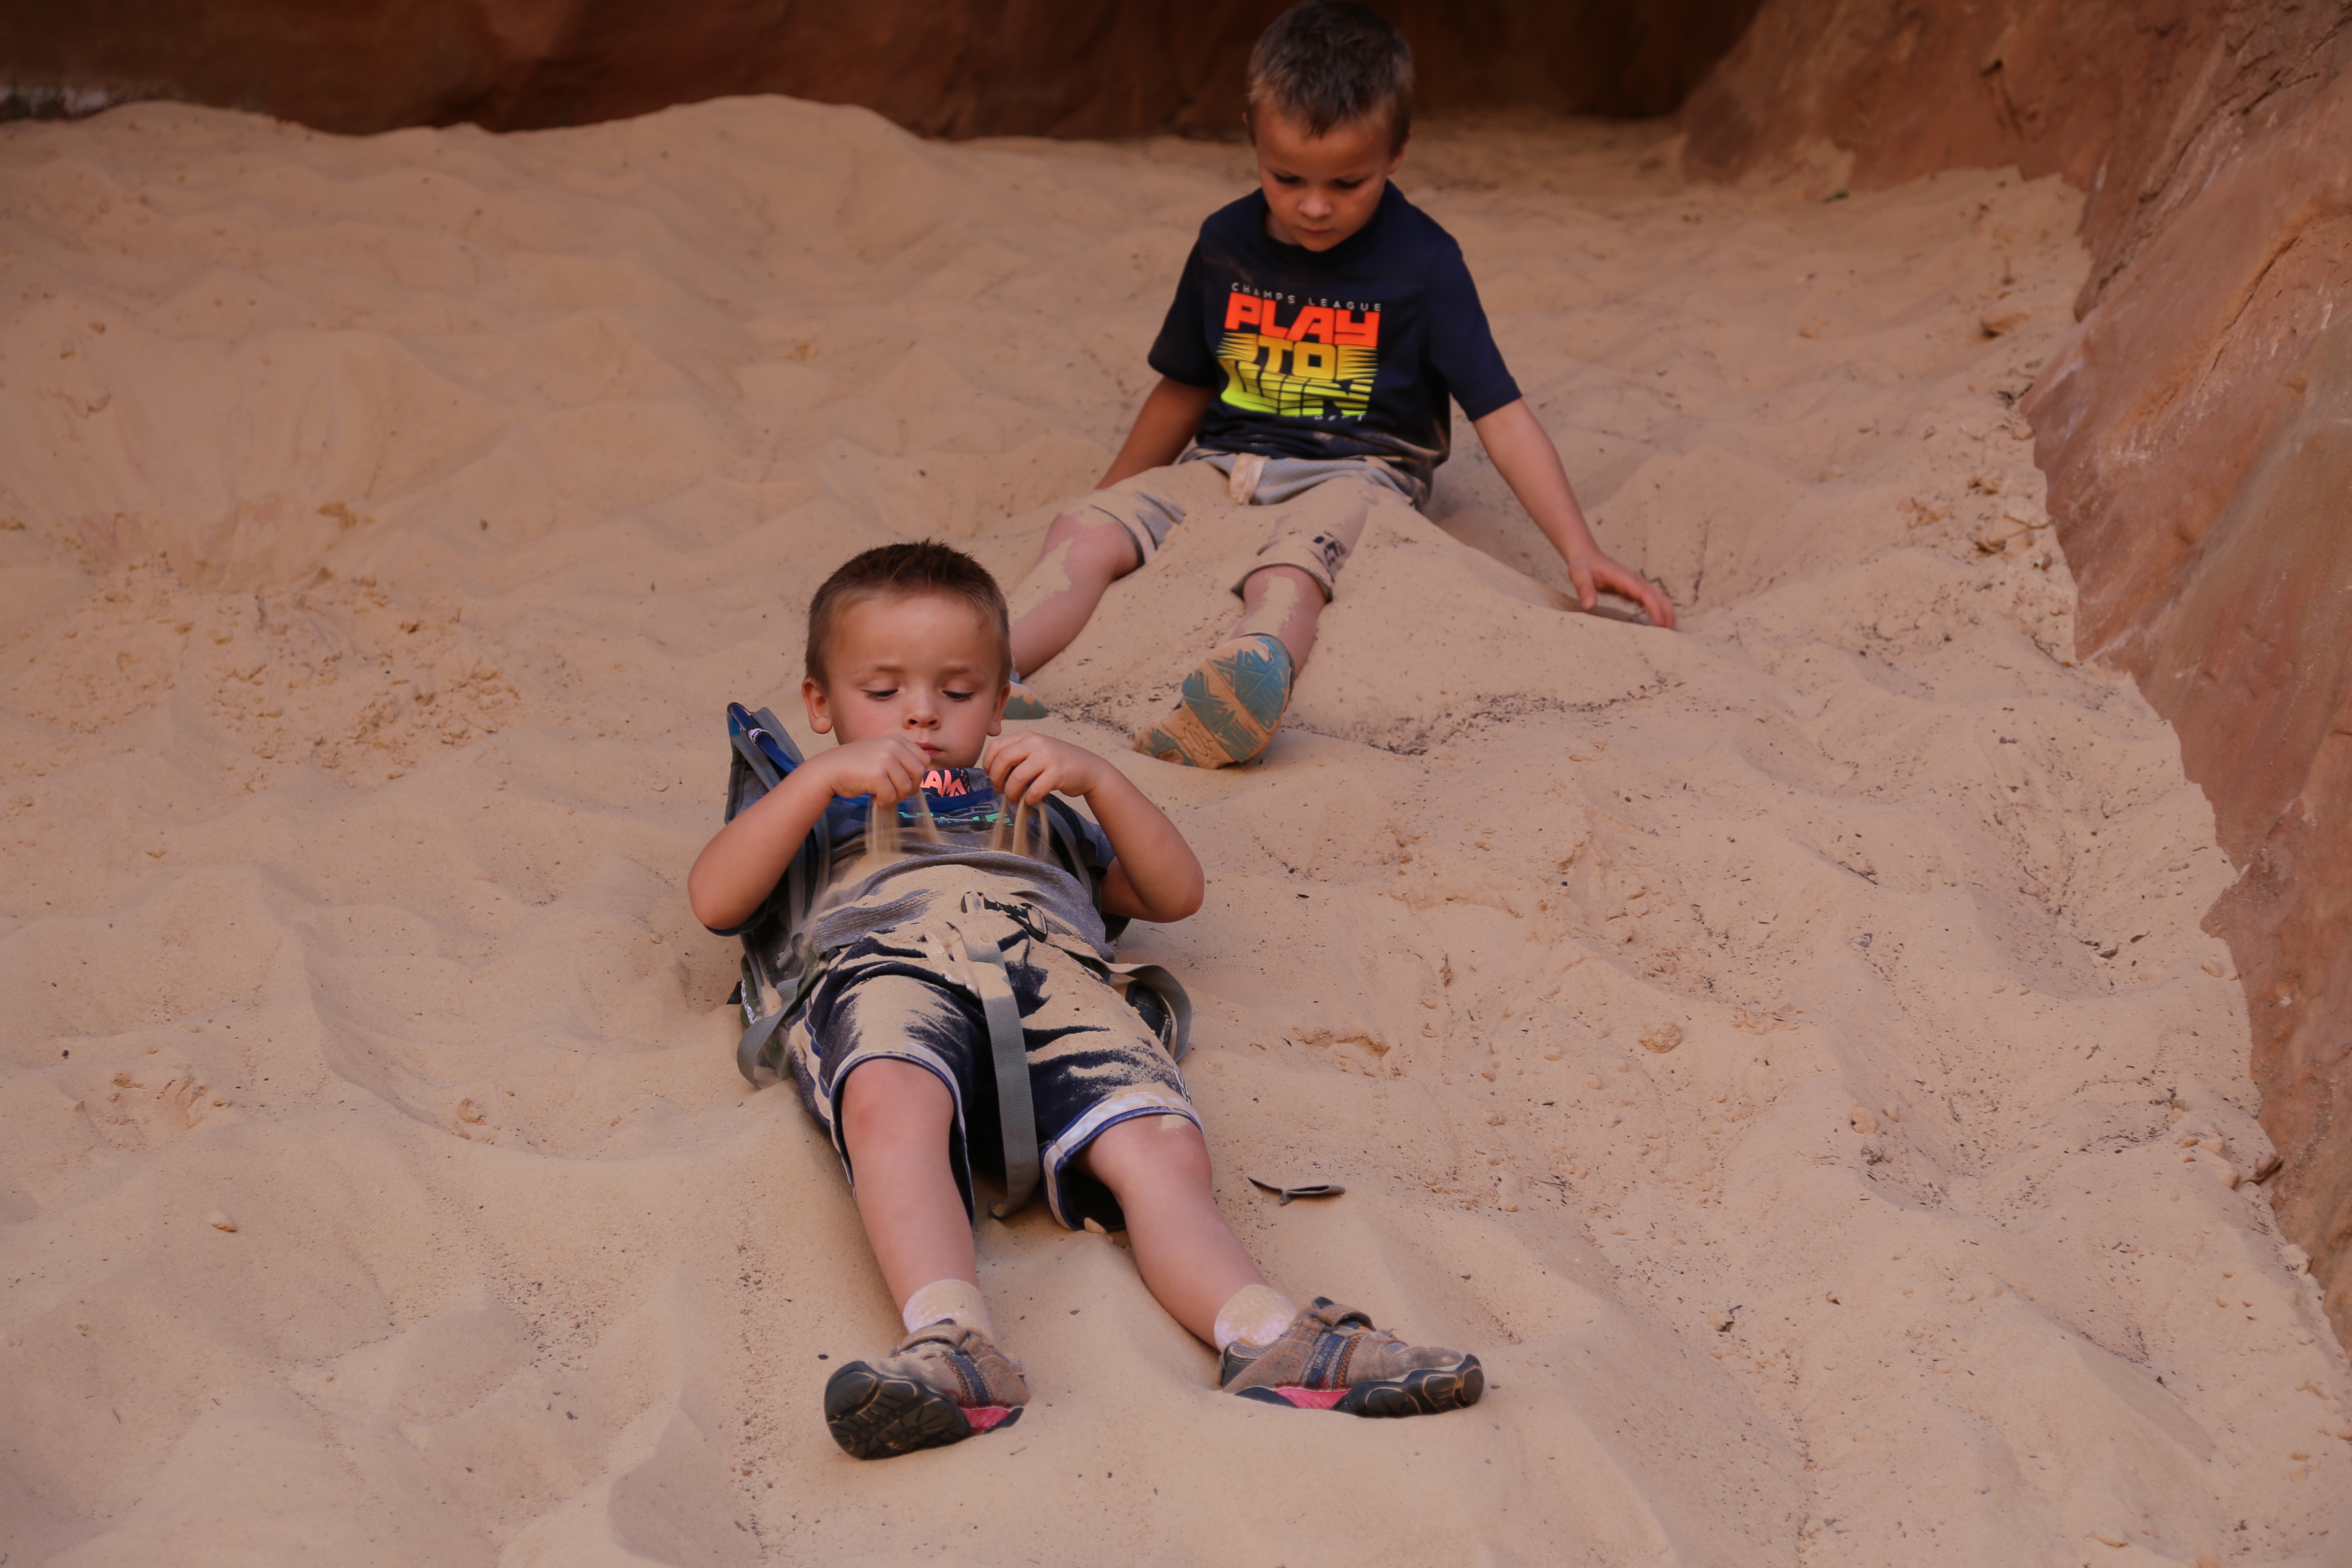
735, 946, 823, 1087
736, 952, 783, 1085
956, 891, 1193, 1069
950, 911, 1038, 1222
1108, 962, 1192, 1062
737, 1007, 788, 1084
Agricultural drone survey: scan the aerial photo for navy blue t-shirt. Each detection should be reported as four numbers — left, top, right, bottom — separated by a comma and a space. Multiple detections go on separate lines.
1148, 184, 1521, 495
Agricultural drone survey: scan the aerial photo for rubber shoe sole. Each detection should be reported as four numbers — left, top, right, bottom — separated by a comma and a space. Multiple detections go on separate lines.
1003, 681, 1050, 720
823, 1360, 1022, 1459
1231, 1356, 1484, 1418
1134, 634, 1292, 769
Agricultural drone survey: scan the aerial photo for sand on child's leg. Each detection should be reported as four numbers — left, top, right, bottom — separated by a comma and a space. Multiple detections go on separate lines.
1233, 564, 1323, 672
1133, 480, 1379, 766
1007, 509, 1145, 677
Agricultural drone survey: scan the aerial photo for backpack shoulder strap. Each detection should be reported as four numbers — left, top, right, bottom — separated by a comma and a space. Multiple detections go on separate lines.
726, 703, 831, 1085
1039, 796, 1128, 944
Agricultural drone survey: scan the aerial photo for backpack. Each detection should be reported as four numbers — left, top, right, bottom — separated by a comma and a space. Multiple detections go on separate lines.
718, 703, 1191, 1218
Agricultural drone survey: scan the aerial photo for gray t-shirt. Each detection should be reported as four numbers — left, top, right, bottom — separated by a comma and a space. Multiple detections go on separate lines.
808, 802, 1115, 960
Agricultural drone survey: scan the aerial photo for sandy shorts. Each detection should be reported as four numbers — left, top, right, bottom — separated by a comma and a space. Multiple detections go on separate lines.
782, 899, 1197, 1232
1075, 450, 1417, 600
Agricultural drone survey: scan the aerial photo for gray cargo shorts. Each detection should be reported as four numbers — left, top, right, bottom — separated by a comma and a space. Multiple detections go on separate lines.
1073, 449, 1418, 600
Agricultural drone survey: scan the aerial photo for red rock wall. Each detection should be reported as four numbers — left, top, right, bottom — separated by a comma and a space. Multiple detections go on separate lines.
1, 0, 1759, 138
1687, 0, 2352, 1341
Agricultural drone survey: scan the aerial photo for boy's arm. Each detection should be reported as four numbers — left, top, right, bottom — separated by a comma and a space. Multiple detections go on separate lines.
986, 734, 1203, 924
1098, 377, 1215, 489
1472, 398, 1678, 631
686, 738, 931, 931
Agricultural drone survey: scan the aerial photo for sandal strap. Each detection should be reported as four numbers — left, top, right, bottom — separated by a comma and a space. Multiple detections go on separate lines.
1305, 1297, 1380, 1333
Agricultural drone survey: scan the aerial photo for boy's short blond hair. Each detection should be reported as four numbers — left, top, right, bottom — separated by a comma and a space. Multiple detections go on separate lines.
804, 541, 1012, 688
1246, 1, 1415, 151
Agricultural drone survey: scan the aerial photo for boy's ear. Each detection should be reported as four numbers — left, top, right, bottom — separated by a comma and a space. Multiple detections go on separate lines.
801, 674, 834, 735
987, 678, 1008, 738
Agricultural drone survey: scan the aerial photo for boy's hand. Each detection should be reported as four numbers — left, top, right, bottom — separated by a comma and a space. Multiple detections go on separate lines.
810, 735, 935, 805
985, 732, 1108, 805
1565, 549, 1678, 631
984, 731, 1202, 923
1471, 399, 1680, 632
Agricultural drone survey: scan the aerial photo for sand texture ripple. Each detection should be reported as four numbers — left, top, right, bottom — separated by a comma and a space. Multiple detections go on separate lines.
3, 101, 2348, 1566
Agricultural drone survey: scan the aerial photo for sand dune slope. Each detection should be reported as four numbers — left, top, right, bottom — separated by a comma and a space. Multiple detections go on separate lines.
2, 101, 2348, 1566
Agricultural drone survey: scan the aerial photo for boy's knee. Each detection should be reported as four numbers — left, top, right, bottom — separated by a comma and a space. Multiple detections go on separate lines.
1239, 561, 1326, 606
1085, 1113, 1213, 1191
838, 1057, 952, 1149
1042, 509, 1142, 579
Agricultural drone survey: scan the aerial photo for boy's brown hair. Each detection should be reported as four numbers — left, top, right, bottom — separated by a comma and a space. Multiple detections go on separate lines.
1246, 2, 1415, 151
805, 541, 1012, 688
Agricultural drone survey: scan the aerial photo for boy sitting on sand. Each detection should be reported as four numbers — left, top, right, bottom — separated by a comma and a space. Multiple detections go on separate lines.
688, 542, 1482, 1458
1001, 0, 1675, 766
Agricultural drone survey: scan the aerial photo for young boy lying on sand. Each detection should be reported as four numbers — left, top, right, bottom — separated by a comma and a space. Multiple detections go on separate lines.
688, 542, 1482, 1458
1001, 0, 1677, 767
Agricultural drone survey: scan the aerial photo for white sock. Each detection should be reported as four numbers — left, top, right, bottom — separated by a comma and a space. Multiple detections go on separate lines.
901, 1278, 993, 1339
1211, 1283, 1298, 1352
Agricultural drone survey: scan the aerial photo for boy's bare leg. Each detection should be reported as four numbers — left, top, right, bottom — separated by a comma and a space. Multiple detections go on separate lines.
1232, 563, 1326, 673
826, 1059, 1031, 1460
836, 1059, 977, 1303
1079, 1113, 1267, 1342
1006, 510, 1142, 678
1081, 1112, 1483, 1415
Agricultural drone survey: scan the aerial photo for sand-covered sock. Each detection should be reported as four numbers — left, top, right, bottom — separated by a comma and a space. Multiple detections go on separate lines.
1212, 1283, 1299, 1352
901, 1278, 994, 1339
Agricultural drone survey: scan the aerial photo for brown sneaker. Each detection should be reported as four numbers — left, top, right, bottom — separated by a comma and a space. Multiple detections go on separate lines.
823, 1322, 1029, 1459
1217, 1297, 1482, 1417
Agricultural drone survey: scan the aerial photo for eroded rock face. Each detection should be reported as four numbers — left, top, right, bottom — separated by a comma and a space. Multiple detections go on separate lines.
1688, 0, 2352, 1341
3, 0, 1759, 137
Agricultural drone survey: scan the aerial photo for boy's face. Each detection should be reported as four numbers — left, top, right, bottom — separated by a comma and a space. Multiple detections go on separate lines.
1249, 104, 1404, 252
803, 591, 1008, 769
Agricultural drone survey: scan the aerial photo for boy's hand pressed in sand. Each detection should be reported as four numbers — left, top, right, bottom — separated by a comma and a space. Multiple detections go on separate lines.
1472, 399, 1676, 628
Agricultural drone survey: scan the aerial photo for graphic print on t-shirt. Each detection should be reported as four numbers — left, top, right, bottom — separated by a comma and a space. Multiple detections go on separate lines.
1216, 291, 1381, 420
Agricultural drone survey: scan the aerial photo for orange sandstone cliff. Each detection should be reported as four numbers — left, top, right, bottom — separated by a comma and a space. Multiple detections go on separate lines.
1687, 0, 2352, 1341
0, 0, 1758, 137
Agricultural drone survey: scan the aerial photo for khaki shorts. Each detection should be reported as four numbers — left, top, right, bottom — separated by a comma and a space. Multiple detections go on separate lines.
1074, 450, 1414, 601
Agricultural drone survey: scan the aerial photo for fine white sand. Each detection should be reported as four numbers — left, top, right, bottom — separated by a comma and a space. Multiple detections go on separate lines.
3, 99, 2349, 1566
